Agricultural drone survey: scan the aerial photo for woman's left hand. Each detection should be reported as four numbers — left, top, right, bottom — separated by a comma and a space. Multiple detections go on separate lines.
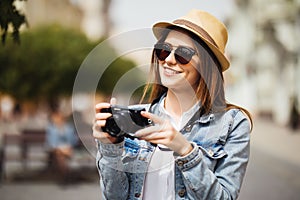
135, 112, 193, 156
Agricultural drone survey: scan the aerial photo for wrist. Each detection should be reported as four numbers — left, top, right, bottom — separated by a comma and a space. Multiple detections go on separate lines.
178, 143, 193, 157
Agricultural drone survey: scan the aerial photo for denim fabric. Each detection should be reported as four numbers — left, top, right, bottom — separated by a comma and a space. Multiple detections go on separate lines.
45, 122, 77, 149
96, 100, 251, 200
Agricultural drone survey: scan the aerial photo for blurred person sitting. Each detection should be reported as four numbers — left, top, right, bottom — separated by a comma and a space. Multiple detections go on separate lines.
45, 108, 78, 183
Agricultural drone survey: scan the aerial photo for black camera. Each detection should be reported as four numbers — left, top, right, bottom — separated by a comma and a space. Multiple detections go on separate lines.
100, 105, 152, 139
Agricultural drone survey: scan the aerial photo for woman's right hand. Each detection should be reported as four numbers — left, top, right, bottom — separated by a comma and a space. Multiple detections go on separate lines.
93, 98, 120, 144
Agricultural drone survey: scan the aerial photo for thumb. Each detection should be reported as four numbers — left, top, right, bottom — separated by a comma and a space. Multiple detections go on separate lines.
110, 97, 117, 105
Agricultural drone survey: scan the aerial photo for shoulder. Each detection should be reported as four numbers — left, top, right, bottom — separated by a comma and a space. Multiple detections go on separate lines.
204, 108, 251, 139
225, 108, 251, 130
64, 122, 75, 132
220, 108, 251, 141
213, 108, 250, 125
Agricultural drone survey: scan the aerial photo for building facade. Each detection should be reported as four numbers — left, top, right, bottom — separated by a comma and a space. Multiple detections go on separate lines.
226, 0, 300, 126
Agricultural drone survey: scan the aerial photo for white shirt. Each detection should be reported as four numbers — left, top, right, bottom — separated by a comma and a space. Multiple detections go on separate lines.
143, 98, 200, 199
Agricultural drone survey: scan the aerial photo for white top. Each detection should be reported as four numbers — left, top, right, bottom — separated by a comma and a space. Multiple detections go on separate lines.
142, 98, 200, 199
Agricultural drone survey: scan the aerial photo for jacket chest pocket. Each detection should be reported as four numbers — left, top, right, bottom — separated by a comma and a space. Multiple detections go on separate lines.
189, 120, 230, 160
194, 139, 228, 171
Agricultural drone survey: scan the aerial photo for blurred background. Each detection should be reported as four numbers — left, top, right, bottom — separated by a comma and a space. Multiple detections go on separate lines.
0, 0, 300, 199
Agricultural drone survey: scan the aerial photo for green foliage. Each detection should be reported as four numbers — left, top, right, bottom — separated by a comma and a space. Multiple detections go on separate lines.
0, 0, 27, 44
0, 24, 140, 103
0, 25, 93, 101
98, 57, 142, 95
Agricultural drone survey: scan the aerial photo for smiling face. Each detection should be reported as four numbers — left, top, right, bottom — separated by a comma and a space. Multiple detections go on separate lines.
157, 30, 201, 92
144, 26, 226, 114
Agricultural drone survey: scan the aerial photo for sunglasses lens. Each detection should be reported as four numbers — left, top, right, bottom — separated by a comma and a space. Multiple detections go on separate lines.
175, 47, 195, 65
154, 43, 171, 61
154, 43, 196, 65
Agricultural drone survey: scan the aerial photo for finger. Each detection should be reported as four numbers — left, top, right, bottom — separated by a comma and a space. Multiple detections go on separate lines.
95, 102, 111, 112
95, 120, 107, 127
142, 138, 166, 145
93, 130, 117, 143
95, 112, 112, 120
139, 132, 165, 141
140, 111, 164, 124
110, 97, 117, 105
135, 124, 164, 138
93, 130, 109, 138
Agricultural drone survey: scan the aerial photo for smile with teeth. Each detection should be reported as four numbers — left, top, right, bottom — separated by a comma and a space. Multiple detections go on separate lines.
163, 67, 182, 75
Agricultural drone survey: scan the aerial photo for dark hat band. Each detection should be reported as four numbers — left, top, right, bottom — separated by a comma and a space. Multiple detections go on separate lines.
173, 19, 218, 48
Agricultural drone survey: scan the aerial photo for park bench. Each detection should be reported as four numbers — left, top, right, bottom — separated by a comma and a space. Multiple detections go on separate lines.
0, 128, 96, 182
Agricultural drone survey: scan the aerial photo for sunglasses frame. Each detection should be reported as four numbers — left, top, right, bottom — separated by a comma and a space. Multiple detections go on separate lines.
154, 42, 197, 65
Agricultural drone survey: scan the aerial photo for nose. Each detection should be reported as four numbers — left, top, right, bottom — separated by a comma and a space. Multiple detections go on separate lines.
165, 50, 177, 65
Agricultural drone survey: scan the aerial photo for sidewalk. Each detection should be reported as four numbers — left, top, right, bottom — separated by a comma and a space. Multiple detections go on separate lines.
250, 117, 300, 167
239, 117, 300, 200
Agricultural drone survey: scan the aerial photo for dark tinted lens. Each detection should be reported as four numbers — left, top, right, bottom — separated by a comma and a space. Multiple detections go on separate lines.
175, 46, 196, 64
154, 43, 172, 61
154, 43, 196, 64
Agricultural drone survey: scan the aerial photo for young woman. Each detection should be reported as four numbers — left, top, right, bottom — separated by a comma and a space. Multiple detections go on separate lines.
93, 9, 252, 200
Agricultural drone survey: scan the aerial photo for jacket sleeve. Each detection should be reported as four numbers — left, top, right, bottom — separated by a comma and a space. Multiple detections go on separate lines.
96, 141, 129, 200
175, 110, 251, 200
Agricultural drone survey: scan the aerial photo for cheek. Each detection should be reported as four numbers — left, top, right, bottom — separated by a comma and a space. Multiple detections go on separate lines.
188, 72, 200, 86
187, 63, 201, 86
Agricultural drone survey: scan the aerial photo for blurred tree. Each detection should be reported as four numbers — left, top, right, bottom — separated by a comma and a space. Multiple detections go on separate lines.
0, 24, 139, 104
98, 57, 144, 96
0, 0, 27, 44
0, 25, 94, 102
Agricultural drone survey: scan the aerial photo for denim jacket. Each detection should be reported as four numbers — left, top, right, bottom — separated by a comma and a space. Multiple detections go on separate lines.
96, 98, 251, 200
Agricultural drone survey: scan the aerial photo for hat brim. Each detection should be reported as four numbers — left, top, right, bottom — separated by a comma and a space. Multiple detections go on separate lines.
152, 22, 230, 71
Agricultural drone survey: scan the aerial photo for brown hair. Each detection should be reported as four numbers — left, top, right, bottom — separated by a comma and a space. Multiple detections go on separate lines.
140, 26, 253, 130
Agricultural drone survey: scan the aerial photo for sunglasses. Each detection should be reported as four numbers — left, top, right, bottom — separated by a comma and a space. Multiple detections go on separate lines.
154, 43, 197, 65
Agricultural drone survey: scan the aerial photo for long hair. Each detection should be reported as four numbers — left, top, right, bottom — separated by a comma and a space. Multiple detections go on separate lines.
140, 26, 253, 129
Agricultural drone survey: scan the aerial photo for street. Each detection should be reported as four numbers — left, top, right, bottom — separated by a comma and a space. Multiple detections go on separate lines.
1, 117, 300, 200
239, 118, 300, 200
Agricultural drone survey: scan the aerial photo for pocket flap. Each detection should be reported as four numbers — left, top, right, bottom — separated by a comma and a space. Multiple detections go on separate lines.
196, 141, 227, 159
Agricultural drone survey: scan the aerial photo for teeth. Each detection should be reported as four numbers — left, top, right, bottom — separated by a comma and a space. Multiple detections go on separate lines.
164, 67, 180, 75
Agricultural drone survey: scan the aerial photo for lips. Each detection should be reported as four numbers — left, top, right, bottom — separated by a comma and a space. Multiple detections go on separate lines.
163, 67, 182, 76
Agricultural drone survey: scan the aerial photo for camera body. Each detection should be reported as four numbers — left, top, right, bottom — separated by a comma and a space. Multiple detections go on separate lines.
100, 105, 151, 139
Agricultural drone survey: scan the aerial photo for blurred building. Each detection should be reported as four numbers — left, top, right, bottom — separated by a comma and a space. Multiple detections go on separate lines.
226, 0, 300, 126
23, 0, 105, 41
24, 0, 83, 30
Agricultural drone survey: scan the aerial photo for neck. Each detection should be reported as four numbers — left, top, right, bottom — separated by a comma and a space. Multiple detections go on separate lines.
165, 89, 198, 117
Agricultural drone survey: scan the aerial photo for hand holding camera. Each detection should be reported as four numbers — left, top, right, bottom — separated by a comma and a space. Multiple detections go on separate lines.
135, 112, 193, 156
100, 105, 152, 139
93, 98, 152, 143
93, 98, 192, 156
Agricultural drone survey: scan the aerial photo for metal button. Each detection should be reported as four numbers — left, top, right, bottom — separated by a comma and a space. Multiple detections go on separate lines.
178, 189, 186, 197
208, 149, 214, 157
185, 125, 192, 132
177, 160, 184, 166
134, 193, 141, 198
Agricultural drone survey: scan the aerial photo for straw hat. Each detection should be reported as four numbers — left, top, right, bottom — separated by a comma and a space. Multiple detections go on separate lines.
152, 9, 230, 71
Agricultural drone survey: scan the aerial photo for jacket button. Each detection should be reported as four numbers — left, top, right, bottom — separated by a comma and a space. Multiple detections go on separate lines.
177, 160, 184, 166
178, 189, 186, 197
208, 149, 214, 157
134, 193, 141, 198
185, 125, 192, 132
